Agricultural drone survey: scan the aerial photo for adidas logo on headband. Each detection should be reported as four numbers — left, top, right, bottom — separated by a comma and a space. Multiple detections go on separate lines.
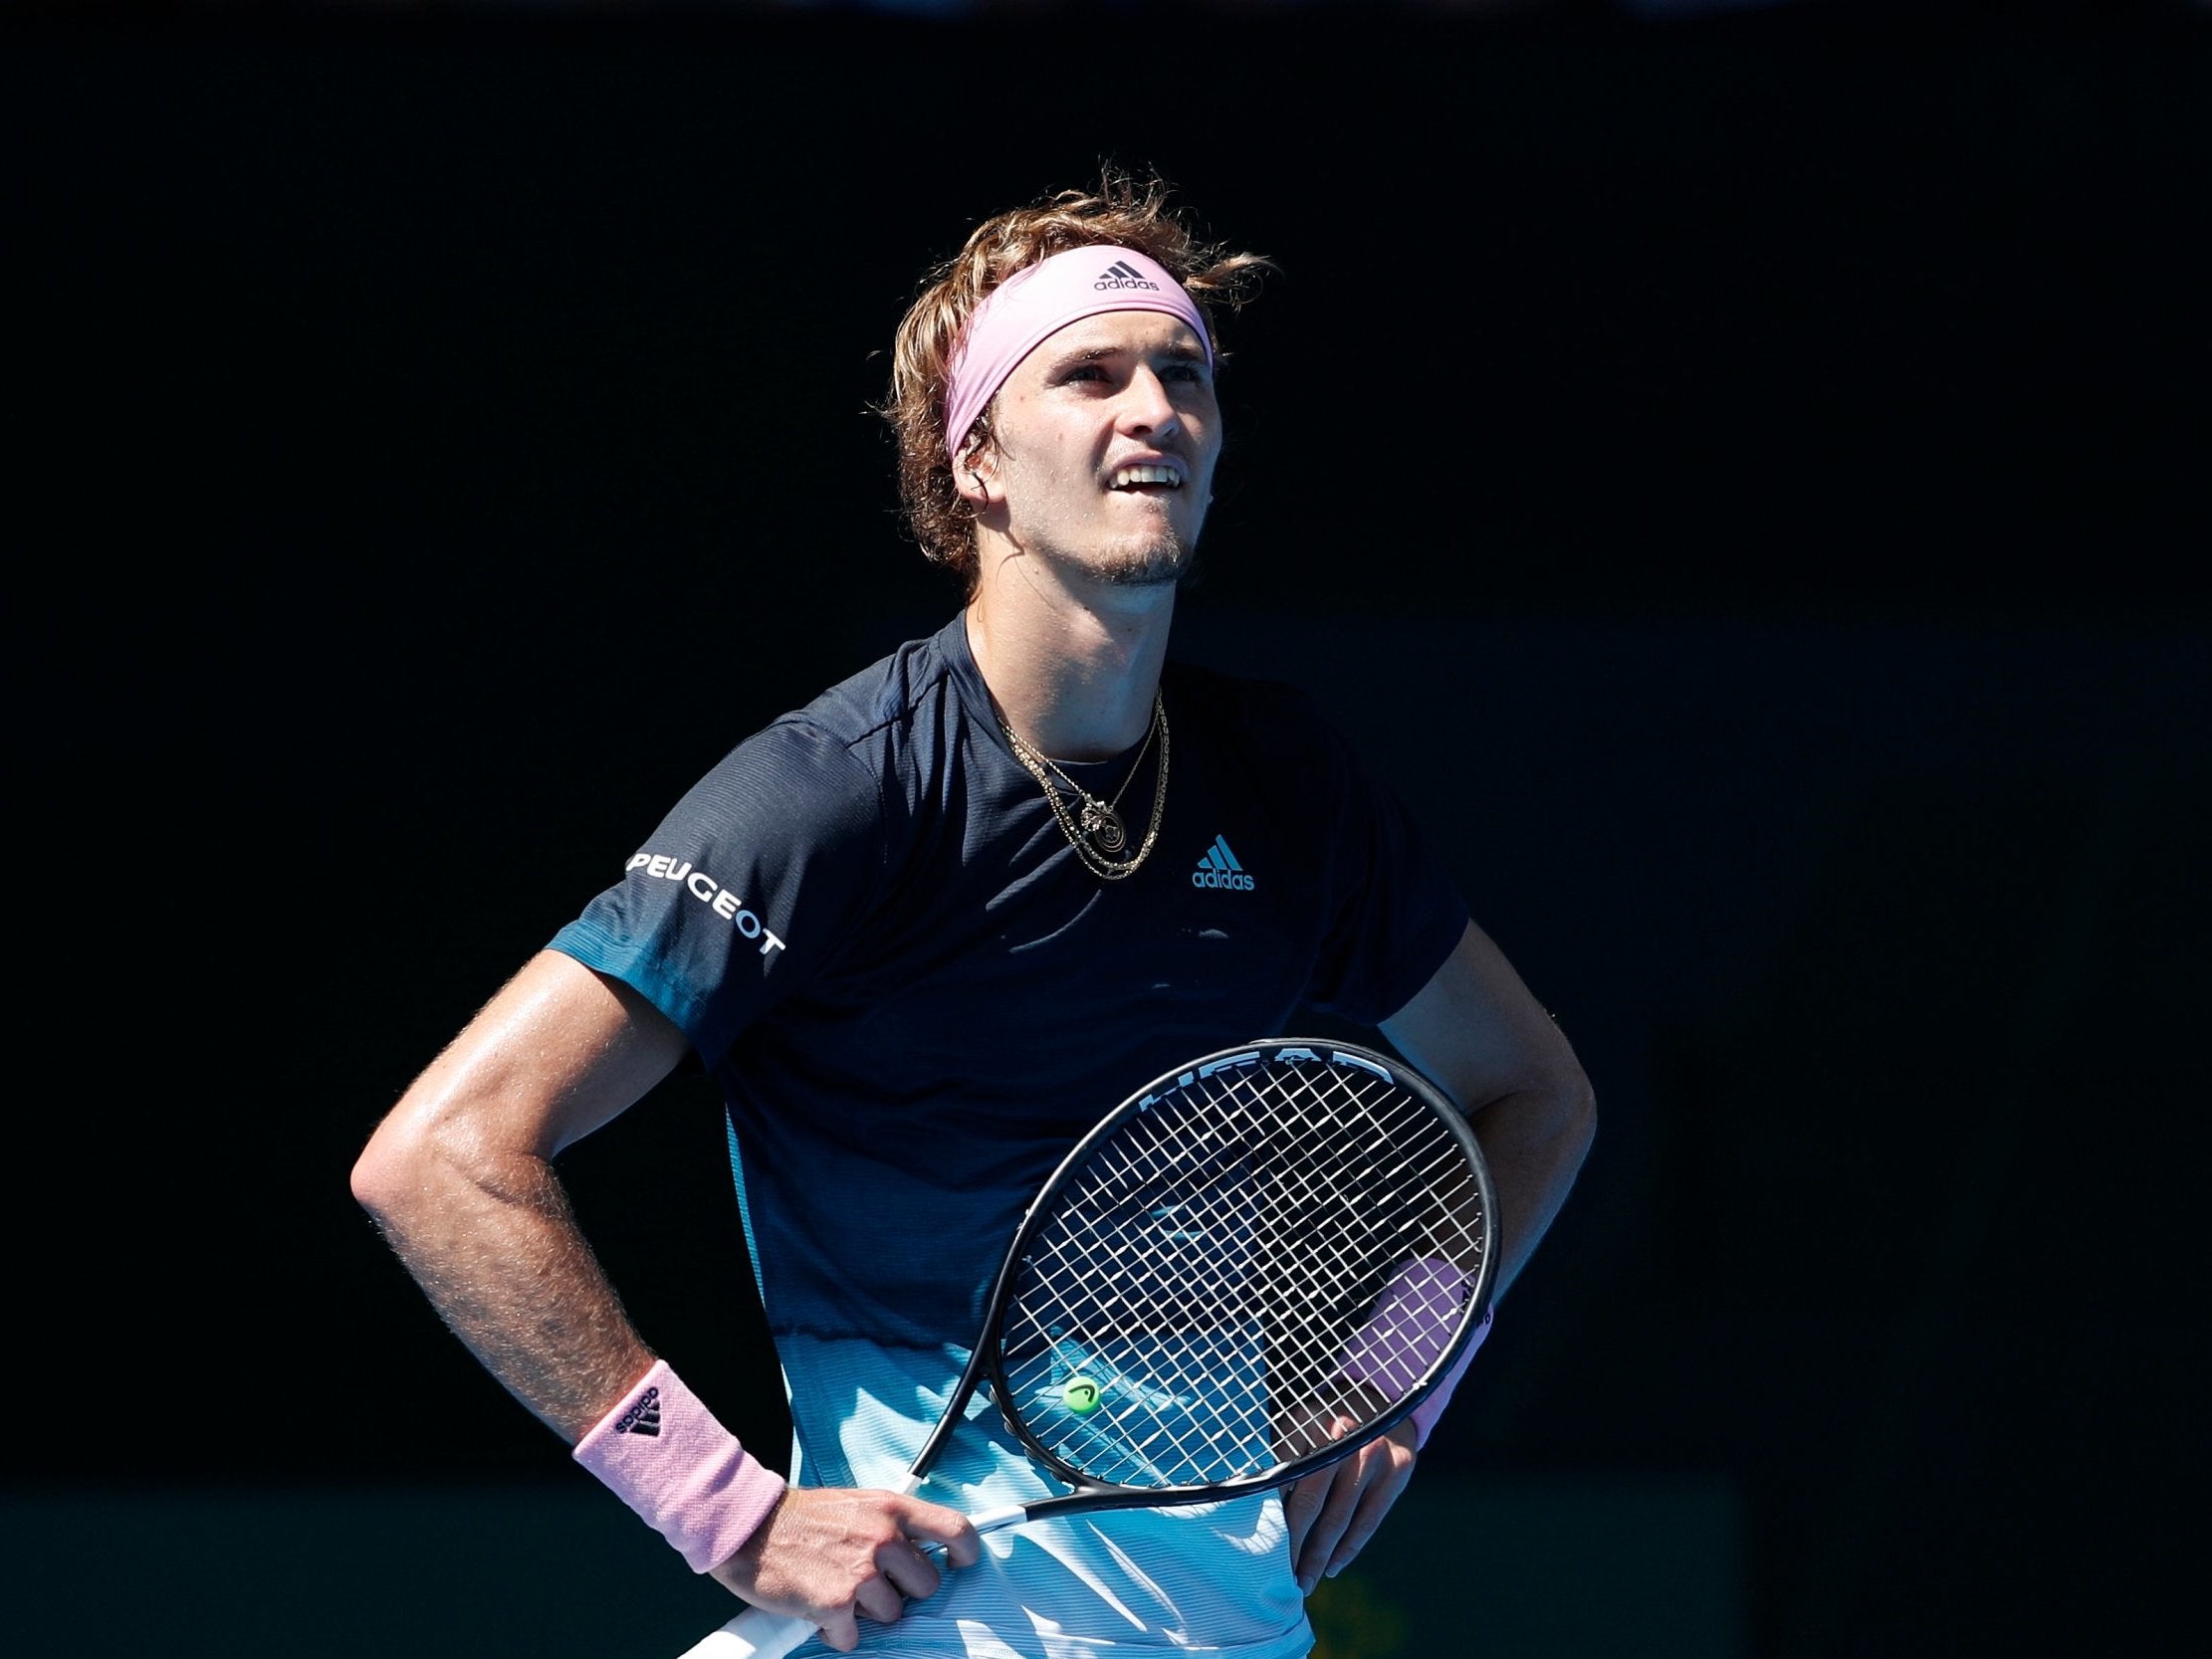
946, 245, 1205, 460
1095, 259, 1161, 292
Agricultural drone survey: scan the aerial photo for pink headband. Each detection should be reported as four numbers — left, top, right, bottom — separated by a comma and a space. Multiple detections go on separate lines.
943, 245, 1213, 461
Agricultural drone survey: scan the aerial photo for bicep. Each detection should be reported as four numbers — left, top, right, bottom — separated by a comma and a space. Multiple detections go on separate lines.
369, 950, 693, 1173
1378, 921, 1585, 1114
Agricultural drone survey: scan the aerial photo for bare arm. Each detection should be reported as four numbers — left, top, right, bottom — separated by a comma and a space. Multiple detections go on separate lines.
1280, 919, 1597, 1591
349, 949, 688, 1436
1380, 918, 1597, 1302
349, 948, 976, 1649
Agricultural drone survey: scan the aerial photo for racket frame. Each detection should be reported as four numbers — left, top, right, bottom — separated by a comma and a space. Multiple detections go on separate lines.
953, 1037, 1498, 1523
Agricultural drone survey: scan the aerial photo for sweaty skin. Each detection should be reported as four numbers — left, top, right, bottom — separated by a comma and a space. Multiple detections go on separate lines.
353, 284, 1594, 1643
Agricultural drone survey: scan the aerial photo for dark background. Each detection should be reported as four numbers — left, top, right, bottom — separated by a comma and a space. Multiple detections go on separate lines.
10, 3, 2209, 1656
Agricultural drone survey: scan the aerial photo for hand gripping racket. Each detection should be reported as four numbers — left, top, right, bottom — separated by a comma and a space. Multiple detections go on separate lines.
679, 1037, 1497, 1659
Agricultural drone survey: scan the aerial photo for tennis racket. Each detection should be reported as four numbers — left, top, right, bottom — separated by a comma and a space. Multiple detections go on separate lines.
678, 1036, 1497, 1659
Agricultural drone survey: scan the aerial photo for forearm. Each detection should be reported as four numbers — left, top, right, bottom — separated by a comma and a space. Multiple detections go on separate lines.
352, 952, 698, 1440
1378, 920, 1596, 1302
1467, 1076, 1595, 1299
358, 1138, 654, 1443
352, 955, 805, 1588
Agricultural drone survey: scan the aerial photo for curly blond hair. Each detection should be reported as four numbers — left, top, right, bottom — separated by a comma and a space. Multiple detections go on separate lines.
881, 168, 1273, 591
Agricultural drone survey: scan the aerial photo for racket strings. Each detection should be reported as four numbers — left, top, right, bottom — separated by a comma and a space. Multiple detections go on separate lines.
1257, 1072, 1459, 1290
1006, 1102, 1267, 1484
1244, 1070, 1482, 1439
1000, 1060, 1488, 1491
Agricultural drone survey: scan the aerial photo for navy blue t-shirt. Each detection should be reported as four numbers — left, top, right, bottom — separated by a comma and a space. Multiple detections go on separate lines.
549, 612, 1467, 1656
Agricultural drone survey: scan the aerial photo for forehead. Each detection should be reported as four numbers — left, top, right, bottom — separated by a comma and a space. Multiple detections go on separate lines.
1020, 309, 1210, 370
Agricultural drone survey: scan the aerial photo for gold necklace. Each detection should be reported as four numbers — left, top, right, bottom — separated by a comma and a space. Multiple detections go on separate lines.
1026, 702, 1160, 856
999, 695, 1170, 880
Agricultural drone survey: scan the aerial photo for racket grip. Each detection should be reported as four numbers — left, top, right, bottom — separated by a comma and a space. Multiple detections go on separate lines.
675, 1606, 816, 1659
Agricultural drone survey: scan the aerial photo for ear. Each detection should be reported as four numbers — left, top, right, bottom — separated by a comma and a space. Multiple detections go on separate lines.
956, 444, 996, 508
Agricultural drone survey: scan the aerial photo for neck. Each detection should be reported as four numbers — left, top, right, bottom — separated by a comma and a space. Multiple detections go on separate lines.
965, 563, 1174, 761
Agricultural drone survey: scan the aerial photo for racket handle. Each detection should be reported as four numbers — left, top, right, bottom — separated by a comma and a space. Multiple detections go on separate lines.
674, 1607, 815, 1659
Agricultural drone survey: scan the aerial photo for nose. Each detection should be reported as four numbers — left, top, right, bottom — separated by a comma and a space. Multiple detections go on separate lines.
1118, 366, 1181, 439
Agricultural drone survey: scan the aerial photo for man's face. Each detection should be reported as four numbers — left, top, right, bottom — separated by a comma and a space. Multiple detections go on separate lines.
978, 310, 1220, 589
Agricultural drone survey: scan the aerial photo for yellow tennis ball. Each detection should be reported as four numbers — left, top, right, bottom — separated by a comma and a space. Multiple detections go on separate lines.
1062, 1377, 1103, 1415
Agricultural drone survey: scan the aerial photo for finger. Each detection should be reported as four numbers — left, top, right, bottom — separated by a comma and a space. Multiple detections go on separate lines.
900, 1499, 985, 1568
877, 1537, 945, 1603
854, 1570, 910, 1628
1292, 1462, 1364, 1591
1279, 1466, 1329, 1563
816, 1608, 862, 1653
1316, 1439, 1418, 1582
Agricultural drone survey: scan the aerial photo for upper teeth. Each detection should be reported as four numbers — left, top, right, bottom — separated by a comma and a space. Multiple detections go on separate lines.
1112, 464, 1182, 489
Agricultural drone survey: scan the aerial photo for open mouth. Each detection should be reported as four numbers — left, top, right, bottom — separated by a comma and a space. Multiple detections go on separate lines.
1110, 463, 1185, 492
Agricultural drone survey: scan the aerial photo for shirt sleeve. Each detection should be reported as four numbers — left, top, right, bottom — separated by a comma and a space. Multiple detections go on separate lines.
547, 717, 886, 1068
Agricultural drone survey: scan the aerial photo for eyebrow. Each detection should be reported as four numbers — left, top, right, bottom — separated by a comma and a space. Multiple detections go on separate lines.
1046, 338, 1210, 370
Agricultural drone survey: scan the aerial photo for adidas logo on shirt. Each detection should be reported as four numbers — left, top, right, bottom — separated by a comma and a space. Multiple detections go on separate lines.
1193, 835, 1255, 892
1094, 259, 1161, 292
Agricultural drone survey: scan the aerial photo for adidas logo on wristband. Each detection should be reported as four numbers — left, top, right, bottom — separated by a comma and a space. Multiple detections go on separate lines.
612, 1386, 663, 1437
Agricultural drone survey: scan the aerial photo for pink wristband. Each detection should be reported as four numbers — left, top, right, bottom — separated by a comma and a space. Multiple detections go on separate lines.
572, 1360, 786, 1573
1406, 1304, 1491, 1447
1339, 1256, 1493, 1449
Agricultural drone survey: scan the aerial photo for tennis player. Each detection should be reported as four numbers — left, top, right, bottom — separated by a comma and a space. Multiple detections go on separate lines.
352, 169, 1596, 1658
